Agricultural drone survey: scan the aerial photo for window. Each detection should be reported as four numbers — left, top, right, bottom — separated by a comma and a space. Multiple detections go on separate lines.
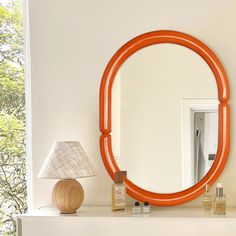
0, 0, 27, 235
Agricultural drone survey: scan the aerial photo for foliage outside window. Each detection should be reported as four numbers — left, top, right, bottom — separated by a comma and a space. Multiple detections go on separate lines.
0, 0, 27, 235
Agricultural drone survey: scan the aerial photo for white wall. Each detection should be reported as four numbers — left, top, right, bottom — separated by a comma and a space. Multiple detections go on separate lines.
28, 0, 236, 208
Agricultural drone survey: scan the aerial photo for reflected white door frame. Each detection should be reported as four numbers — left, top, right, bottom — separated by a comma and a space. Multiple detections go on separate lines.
181, 99, 218, 189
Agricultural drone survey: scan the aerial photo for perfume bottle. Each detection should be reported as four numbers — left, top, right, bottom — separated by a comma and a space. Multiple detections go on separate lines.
112, 171, 127, 211
132, 201, 141, 214
142, 201, 151, 214
214, 183, 226, 215
202, 184, 212, 211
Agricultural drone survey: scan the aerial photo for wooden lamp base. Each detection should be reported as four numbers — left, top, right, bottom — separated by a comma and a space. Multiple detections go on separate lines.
52, 179, 84, 214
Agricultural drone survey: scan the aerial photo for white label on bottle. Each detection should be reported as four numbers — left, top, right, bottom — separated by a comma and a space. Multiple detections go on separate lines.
115, 185, 126, 207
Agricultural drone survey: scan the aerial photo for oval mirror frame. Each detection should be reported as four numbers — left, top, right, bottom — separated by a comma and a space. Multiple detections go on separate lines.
99, 30, 230, 206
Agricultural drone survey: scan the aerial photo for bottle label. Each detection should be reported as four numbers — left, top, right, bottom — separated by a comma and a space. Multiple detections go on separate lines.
115, 185, 126, 207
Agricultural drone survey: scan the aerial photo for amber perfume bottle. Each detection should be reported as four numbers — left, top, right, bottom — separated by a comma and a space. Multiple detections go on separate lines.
214, 183, 226, 215
112, 171, 127, 211
202, 184, 212, 211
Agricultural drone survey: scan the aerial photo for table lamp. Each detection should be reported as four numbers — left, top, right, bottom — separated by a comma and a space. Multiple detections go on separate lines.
37, 141, 97, 214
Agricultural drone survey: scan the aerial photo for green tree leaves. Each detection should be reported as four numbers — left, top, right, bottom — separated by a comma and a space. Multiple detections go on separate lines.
0, 0, 26, 235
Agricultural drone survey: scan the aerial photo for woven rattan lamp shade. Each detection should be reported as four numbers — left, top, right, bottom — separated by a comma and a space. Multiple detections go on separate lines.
37, 141, 97, 179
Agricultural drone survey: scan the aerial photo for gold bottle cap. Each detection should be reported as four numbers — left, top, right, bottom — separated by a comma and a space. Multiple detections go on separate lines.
114, 171, 127, 183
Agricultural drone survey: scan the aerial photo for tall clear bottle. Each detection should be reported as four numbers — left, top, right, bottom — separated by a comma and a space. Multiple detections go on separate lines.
214, 183, 226, 215
202, 184, 212, 211
112, 171, 127, 211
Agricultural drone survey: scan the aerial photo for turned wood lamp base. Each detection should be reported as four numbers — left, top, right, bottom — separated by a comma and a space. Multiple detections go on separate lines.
52, 179, 84, 214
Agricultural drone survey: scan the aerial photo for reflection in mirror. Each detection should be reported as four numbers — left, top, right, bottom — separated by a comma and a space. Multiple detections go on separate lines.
194, 112, 218, 182
112, 44, 218, 193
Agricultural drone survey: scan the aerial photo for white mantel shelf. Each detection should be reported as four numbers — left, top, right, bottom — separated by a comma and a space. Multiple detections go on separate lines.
18, 206, 236, 219
17, 207, 236, 236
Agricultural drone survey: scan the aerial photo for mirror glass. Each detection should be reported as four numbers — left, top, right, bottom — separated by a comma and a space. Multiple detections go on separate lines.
111, 43, 218, 193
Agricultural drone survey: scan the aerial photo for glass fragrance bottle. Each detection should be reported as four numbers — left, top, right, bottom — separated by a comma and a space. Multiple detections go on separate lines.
132, 202, 141, 215
214, 183, 226, 215
202, 184, 212, 211
112, 171, 127, 211
142, 201, 151, 214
